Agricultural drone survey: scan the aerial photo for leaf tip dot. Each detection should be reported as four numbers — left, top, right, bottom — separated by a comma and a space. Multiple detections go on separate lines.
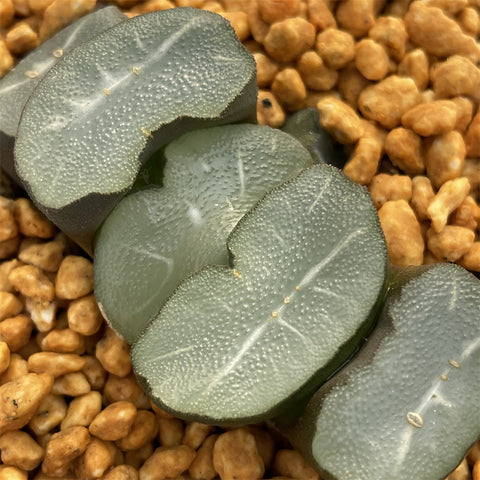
141, 127, 153, 138
233, 269, 242, 278
25, 70, 39, 78
440, 373, 448, 381
406, 411, 423, 428
448, 359, 461, 369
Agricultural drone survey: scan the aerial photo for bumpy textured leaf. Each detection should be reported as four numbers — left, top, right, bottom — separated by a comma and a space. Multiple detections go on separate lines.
285, 263, 480, 480
15, 7, 257, 253
0, 6, 126, 181
94, 124, 313, 343
282, 108, 348, 169
132, 164, 387, 425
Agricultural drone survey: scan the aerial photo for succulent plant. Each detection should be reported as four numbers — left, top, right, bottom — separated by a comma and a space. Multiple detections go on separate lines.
0, 5, 127, 183
14, 7, 257, 253
132, 164, 388, 425
5, 6, 478, 476
283, 263, 480, 480
94, 124, 314, 343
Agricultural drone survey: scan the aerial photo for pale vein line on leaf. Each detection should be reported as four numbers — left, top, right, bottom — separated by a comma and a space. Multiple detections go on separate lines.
201, 323, 269, 397
308, 175, 332, 214
236, 149, 246, 196
0, 55, 55, 95
277, 318, 316, 355
131, 246, 174, 278
448, 275, 458, 311
59, 14, 204, 129
298, 227, 368, 289
392, 334, 480, 473
312, 286, 342, 299
271, 226, 286, 247
152, 345, 195, 363
61, 20, 86, 51
1, 18, 95, 96
49, 17, 206, 196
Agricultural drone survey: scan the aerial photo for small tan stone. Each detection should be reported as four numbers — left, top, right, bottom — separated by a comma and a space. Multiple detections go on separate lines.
427, 226, 475, 262
5, 21, 39, 56
398, 49, 430, 91
401, 100, 458, 137
358, 75, 421, 130
306, 0, 336, 30
315, 28, 355, 70
139, 445, 195, 480
264, 17, 315, 62
378, 200, 425, 266
355, 39, 389, 81
297, 50, 338, 91
258, 0, 301, 23
89, 401, 137, 441
336, 0, 375, 37
464, 108, 480, 158
317, 96, 364, 144
368, 16, 408, 61
425, 131, 466, 189
0, 373, 54, 435
256, 90, 286, 128
39, 0, 97, 41
213, 428, 265, 480
432, 55, 480, 99
405, 2, 480, 63
368, 174, 412, 209
271, 68, 307, 112
385, 128, 424, 176
55, 255, 93, 300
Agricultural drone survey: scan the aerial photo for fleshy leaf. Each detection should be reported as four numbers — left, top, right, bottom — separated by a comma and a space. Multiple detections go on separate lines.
0, 5, 126, 182
284, 263, 480, 480
14, 7, 257, 253
282, 108, 348, 169
94, 124, 313, 343
132, 164, 387, 425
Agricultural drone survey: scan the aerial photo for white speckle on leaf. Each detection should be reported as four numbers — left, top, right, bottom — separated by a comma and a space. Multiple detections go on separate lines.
187, 205, 203, 227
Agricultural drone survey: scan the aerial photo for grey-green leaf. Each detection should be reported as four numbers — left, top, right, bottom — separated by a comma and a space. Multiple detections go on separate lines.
0, 5, 126, 182
14, 7, 257, 253
285, 263, 480, 480
94, 124, 313, 344
132, 164, 387, 425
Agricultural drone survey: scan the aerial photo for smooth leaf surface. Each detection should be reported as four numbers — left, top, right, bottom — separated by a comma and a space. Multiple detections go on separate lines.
94, 124, 313, 343
285, 263, 480, 480
132, 164, 387, 425
15, 7, 257, 253
0, 5, 126, 181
